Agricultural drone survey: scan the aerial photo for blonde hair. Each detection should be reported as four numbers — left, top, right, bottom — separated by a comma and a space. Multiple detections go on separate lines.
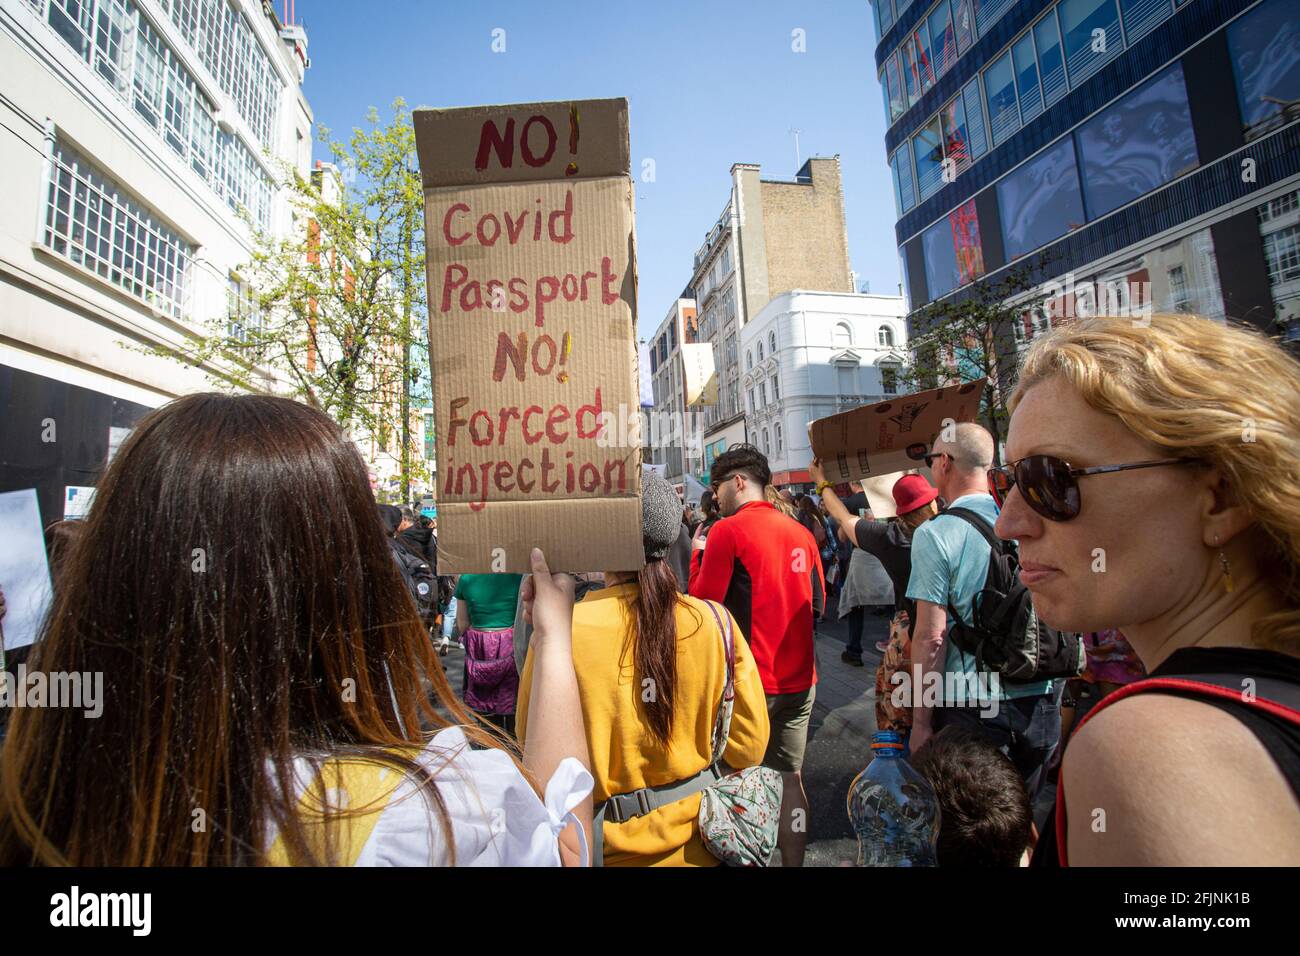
765, 484, 797, 518
1010, 313, 1300, 651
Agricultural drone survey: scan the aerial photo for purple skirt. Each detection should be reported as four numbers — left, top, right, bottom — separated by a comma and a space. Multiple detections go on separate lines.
463, 626, 518, 715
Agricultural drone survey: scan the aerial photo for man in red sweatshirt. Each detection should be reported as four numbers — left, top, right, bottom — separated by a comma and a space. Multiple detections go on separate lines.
689, 444, 824, 866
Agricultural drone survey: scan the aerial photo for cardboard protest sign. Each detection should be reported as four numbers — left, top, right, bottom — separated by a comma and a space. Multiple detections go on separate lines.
414, 99, 643, 573
808, 379, 986, 484
681, 341, 718, 406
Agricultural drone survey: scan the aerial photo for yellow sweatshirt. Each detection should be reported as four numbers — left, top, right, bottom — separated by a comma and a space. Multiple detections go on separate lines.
517, 583, 770, 866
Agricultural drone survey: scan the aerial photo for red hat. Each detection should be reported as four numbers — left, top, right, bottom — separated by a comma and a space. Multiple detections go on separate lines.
892, 474, 938, 515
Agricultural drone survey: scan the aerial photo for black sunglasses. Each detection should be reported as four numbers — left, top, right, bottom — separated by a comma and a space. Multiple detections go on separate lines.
987, 454, 1201, 522
923, 451, 953, 468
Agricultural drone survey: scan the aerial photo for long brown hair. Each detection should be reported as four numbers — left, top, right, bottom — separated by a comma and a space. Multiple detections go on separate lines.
0, 393, 502, 866
623, 560, 702, 747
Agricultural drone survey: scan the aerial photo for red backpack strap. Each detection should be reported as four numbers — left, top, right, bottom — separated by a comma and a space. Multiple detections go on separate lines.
1055, 675, 1300, 865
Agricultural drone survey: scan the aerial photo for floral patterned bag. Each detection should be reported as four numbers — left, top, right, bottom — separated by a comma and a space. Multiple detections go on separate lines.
696, 602, 784, 867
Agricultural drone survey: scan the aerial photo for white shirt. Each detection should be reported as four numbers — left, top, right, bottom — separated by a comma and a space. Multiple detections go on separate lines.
271, 727, 593, 866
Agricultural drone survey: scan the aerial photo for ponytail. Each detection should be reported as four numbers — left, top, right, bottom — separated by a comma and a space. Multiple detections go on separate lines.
627, 559, 691, 746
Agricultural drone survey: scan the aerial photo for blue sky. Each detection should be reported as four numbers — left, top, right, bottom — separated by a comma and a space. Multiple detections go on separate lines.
300, 0, 897, 340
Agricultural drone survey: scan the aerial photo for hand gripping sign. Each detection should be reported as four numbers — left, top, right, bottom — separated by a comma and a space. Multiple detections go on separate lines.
414, 99, 643, 573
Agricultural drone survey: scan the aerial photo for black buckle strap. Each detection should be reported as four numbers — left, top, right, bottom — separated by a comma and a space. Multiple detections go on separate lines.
605, 788, 652, 824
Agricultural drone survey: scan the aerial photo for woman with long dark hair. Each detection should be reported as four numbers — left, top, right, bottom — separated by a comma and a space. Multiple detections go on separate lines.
0, 393, 592, 866
516, 473, 769, 866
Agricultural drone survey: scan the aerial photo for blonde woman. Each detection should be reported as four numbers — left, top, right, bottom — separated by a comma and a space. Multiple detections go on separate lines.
988, 313, 1300, 866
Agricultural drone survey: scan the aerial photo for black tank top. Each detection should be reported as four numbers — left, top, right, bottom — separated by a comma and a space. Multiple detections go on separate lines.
1032, 645, 1300, 867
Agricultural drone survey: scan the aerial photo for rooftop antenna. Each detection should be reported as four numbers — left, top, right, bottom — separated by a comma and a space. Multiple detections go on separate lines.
789, 128, 802, 172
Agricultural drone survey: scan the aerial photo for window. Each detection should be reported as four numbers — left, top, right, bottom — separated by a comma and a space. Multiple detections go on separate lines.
891, 149, 917, 215
1118, 0, 1173, 44
1076, 64, 1196, 219
927, 1, 957, 78
1167, 265, 1189, 311
997, 138, 1086, 260
48, 0, 93, 58
131, 10, 166, 129
748, 388, 755, 413
1258, 189, 1300, 226
772, 375, 780, 400
953, 0, 975, 53
762, 429, 770, 455
883, 54, 907, 124
775, 424, 783, 454
1227, 0, 1300, 142
837, 366, 856, 398
913, 24, 936, 96
760, 382, 768, 405
876, 0, 896, 37
900, 36, 922, 107
746, 349, 753, 370
1059, 0, 1122, 87
769, 331, 777, 354
163, 56, 193, 157
226, 276, 263, 347
984, 52, 1019, 147
1034, 12, 1068, 107
1013, 32, 1044, 125
1264, 225, 1300, 287
941, 95, 972, 178
93, 0, 132, 92
757, 341, 764, 361
973, 0, 1017, 36
43, 141, 193, 320
962, 79, 988, 159
833, 322, 853, 347
913, 116, 946, 201
881, 361, 900, 394
878, 325, 895, 347
922, 198, 984, 298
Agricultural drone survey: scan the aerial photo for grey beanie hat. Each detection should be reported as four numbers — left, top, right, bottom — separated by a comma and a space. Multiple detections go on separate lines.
642, 471, 683, 560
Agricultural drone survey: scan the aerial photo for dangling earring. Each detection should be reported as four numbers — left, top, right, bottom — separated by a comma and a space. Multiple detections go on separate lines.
1215, 534, 1234, 593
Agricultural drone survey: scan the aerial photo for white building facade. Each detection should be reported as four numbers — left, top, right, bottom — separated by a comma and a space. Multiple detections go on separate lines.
645, 296, 698, 488
0, 0, 313, 521
741, 290, 907, 488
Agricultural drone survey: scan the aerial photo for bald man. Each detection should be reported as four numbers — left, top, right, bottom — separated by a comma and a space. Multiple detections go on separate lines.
905, 422, 1061, 807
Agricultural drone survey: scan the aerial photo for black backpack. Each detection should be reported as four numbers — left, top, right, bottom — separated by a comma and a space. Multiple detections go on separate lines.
936, 507, 1086, 684
391, 543, 437, 625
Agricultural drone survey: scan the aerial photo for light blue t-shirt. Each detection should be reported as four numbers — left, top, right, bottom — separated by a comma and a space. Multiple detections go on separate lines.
906, 493, 1053, 703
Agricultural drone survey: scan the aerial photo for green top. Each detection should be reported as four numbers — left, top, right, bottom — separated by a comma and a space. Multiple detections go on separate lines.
454, 573, 524, 630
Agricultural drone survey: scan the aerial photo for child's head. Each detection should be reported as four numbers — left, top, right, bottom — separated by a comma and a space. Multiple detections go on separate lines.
911, 725, 1034, 867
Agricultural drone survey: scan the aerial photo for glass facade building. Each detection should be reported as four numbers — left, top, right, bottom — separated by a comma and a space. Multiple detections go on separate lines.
873, 0, 1300, 342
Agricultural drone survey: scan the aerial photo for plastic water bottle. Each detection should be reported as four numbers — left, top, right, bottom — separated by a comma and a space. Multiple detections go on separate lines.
847, 731, 941, 866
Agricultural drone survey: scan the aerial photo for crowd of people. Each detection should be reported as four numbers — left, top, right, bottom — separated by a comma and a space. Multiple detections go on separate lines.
0, 312, 1297, 867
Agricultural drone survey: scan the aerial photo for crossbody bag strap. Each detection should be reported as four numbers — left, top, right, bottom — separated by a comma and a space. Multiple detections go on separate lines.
702, 600, 736, 769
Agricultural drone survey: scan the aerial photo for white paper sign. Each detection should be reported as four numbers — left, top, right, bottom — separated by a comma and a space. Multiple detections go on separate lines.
64, 486, 95, 519
107, 426, 131, 465
0, 489, 53, 651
